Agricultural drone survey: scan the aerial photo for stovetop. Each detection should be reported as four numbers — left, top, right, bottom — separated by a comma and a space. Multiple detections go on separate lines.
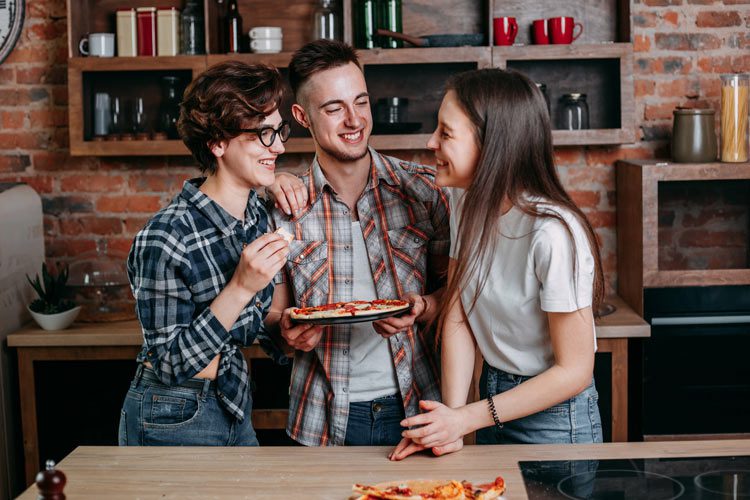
519, 455, 750, 499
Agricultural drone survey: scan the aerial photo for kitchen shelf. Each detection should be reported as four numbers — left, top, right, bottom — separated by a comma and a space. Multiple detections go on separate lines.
66, 0, 634, 155
617, 160, 750, 315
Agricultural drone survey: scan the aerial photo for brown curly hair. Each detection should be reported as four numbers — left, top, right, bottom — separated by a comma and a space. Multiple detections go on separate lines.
178, 61, 284, 174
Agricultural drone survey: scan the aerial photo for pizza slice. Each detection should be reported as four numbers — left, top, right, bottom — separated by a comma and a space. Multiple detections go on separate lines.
290, 299, 410, 321
351, 476, 505, 500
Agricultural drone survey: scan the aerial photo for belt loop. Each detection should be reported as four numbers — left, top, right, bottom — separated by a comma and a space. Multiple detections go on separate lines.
200, 378, 211, 398
133, 363, 144, 387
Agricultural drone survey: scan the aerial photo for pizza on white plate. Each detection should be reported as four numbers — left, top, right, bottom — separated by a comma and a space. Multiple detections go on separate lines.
290, 299, 411, 321
351, 476, 505, 500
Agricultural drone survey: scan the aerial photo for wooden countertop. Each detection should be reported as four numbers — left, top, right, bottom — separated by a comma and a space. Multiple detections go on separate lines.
16, 440, 750, 499
6, 295, 649, 348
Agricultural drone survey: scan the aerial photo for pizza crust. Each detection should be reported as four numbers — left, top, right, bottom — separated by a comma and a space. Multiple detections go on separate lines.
351, 476, 505, 500
274, 227, 294, 244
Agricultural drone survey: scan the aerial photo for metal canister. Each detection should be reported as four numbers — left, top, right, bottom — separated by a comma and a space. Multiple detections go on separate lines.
671, 107, 717, 163
157, 7, 180, 56
116, 8, 137, 57
136, 7, 157, 57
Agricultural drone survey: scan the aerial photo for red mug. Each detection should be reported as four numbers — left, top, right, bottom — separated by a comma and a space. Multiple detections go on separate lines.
532, 19, 549, 44
493, 17, 518, 46
549, 16, 583, 44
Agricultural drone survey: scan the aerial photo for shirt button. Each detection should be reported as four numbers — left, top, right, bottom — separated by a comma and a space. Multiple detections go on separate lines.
255, 301, 262, 308
343, 209, 349, 215
343, 349, 348, 355
344, 245, 350, 250
373, 403, 383, 413
342, 387, 348, 393
344, 279, 351, 284
413, 237, 421, 243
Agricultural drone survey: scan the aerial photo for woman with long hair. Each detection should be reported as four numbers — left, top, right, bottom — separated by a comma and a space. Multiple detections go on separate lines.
390, 68, 605, 460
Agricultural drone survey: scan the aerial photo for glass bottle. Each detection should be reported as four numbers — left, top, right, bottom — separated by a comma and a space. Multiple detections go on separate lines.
535, 82, 550, 115
312, 0, 341, 41
225, 0, 243, 53
720, 73, 749, 162
354, 0, 378, 49
160, 77, 182, 140
378, 0, 402, 48
180, 0, 204, 55
558, 93, 589, 130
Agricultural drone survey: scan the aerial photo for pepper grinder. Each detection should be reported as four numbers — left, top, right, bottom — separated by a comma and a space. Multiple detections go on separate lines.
35, 459, 66, 500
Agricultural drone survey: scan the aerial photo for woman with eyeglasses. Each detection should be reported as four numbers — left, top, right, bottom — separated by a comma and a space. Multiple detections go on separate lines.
119, 61, 293, 446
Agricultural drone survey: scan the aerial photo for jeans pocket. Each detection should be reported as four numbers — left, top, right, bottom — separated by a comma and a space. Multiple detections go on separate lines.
542, 401, 570, 416
118, 409, 127, 445
143, 389, 201, 428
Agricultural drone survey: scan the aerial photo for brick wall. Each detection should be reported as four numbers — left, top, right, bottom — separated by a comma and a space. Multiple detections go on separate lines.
2, 0, 749, 295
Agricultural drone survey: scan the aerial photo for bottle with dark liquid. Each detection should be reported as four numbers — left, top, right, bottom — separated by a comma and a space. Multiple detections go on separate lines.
225, 0, 243, 53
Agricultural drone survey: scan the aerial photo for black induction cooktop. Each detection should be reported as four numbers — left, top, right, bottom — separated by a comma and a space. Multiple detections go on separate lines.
519, 455, 750, 499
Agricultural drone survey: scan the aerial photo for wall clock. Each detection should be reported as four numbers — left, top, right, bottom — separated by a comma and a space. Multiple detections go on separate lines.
0, 0, 24, 65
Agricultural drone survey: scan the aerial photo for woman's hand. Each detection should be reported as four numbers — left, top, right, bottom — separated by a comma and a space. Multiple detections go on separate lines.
372, 293, 426, 339
399, 400, 469, 449
232, 233, 289, 298
388, 436, 464, 461
268, 172, 308, 216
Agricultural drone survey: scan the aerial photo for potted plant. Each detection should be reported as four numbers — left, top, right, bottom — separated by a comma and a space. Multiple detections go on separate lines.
26, 263, 81, 331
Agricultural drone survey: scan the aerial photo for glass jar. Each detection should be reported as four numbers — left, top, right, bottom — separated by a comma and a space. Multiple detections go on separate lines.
378, 0, 402, 48
354, 0, 378, 49
376, 97, 408, 124
180, 0, 205, 55
720, 73, 749, 162
312, 0, 341, 41
558, 93, 589, 130
160, 76, 182, 139
535, 82, 550, 115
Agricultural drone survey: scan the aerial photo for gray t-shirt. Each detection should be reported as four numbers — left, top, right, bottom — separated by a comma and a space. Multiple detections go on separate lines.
449, 189, 596, 376
348, 222, 399, 402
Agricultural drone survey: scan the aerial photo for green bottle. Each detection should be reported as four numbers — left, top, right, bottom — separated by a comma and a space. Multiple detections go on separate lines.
379, 0, 402, 48
354, 0, 378, 49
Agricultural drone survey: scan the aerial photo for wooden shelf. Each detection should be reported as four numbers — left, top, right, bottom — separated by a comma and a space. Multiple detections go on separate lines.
493, 42, 633, 62
68, 56, 206, 72
70, 139, 190, 157
616, 160, 750, 314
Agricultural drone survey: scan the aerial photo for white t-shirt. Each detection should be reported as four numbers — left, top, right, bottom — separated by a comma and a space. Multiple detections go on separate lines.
348, 222, 400, 402
449, 188, 596, 376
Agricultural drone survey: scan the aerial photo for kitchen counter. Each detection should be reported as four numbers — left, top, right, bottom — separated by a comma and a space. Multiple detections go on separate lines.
6, 295, 649, 347
7, 295, 649, 484
16, 440, 749, 499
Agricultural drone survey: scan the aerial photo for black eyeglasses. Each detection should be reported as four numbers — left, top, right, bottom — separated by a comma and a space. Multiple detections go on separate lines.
234, 121, 291, 147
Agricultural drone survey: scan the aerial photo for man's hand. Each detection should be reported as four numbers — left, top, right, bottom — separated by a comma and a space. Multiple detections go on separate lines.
231, 233, 289, 298
372, 293, 426, 338
269, 172, 309, 216
280, 307, 324, 351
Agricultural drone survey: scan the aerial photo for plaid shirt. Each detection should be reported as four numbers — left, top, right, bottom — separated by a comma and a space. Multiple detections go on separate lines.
272, 148, 451, 446
128, 178, 286, 422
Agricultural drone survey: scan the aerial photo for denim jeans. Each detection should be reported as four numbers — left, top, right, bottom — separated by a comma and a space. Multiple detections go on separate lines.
118, 365, 258, 446
344, 394, 405, 446
476, 363, 603, 445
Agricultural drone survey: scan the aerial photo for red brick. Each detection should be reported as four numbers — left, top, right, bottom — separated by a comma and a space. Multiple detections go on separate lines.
97, 195, 163, 213
0, 154, 31, 173
698, 55, 732, 73
683, 207, 746, 227
635, 35, 651, 52
724, 0, 750, 3
123, 216, 151, 235
106, 238, 135, 258
28, 0, 67, 18
662, 11, 680, 26
642, 0, 683, 5
568, 190, 601, 209
635, 57, 693, 75
657, 79, 691, 97
553, 148, 584, 166
585, 210, 616, 228
0, 89, 32, 106
61, 175, 126, 193
585, 146, 653, 166
52, 87, 68, 106
45, 239, 97, 259
731, 55, 750, 72
655, 33, 721, 51
32, 151, 69, 171
0, 67, 14, 82
689, 0, 720, 4
29, 108, 68, 128
15, 175, 54, 193
0, 132, 45, 149
565, 164, 615, 190
1, 111, 26, 129
28, 20, 66, 41
4, 47, 50, 64
635, 79, 656, 97
679, 230, 746, 247
59, 216, 123, 236
16, 65, 66, 85
633, 12, 659, 28
645, 102, 680, 121
128, 174, 183, 193
696, 10, 742, 27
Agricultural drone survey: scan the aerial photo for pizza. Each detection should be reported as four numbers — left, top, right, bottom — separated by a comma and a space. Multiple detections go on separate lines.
290, 299, 411, 321
275, 227, 294, 243
351, 476, 505, 500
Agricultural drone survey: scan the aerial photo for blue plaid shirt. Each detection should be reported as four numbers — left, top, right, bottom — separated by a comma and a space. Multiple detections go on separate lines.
128, 178, 286, 422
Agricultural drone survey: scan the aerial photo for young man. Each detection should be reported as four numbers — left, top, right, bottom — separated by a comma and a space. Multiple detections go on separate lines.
266, 40, 450, 447
119, 61, 291, 446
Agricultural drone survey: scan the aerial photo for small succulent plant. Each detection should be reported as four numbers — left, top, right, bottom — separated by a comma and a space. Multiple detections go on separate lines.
26, 263, 77, 314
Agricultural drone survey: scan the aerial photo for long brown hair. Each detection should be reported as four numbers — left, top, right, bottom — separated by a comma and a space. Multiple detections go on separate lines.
440, 68, 604, 332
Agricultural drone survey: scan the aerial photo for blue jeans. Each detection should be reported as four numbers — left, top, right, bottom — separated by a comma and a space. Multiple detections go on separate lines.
477, 363, 603, 445
118, 365, 258, 446
344, 394, 405, 446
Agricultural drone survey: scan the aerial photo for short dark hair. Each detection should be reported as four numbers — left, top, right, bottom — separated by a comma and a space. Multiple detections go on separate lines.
178, 61, 284, 174
288, 39, 361, 100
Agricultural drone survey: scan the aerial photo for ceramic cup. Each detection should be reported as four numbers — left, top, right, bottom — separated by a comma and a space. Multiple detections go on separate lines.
250, 38, 283, 54
493, 17, 518, 46
532, 19, 549, 44
549, 17, 583, 44
248, 26, 282, 39
79, 33, 115, 57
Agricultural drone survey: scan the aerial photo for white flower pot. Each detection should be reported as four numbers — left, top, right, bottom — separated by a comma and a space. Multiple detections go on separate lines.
27, 306, 82, 331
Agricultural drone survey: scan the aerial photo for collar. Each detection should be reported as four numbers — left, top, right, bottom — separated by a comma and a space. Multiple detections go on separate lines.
179, 178, 259, 237
307, 146, 402, 207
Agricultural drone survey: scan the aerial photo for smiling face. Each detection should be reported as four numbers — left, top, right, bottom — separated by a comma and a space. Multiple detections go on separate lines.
427, 90, 481, 190
293, 62, 372, 164
212, 109, 286, 189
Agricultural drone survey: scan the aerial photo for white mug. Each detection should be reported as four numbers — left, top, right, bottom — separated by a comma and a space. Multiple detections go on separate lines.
80, 33, 115, 57
250, 38, 283, 53
248, 26, 282, 39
